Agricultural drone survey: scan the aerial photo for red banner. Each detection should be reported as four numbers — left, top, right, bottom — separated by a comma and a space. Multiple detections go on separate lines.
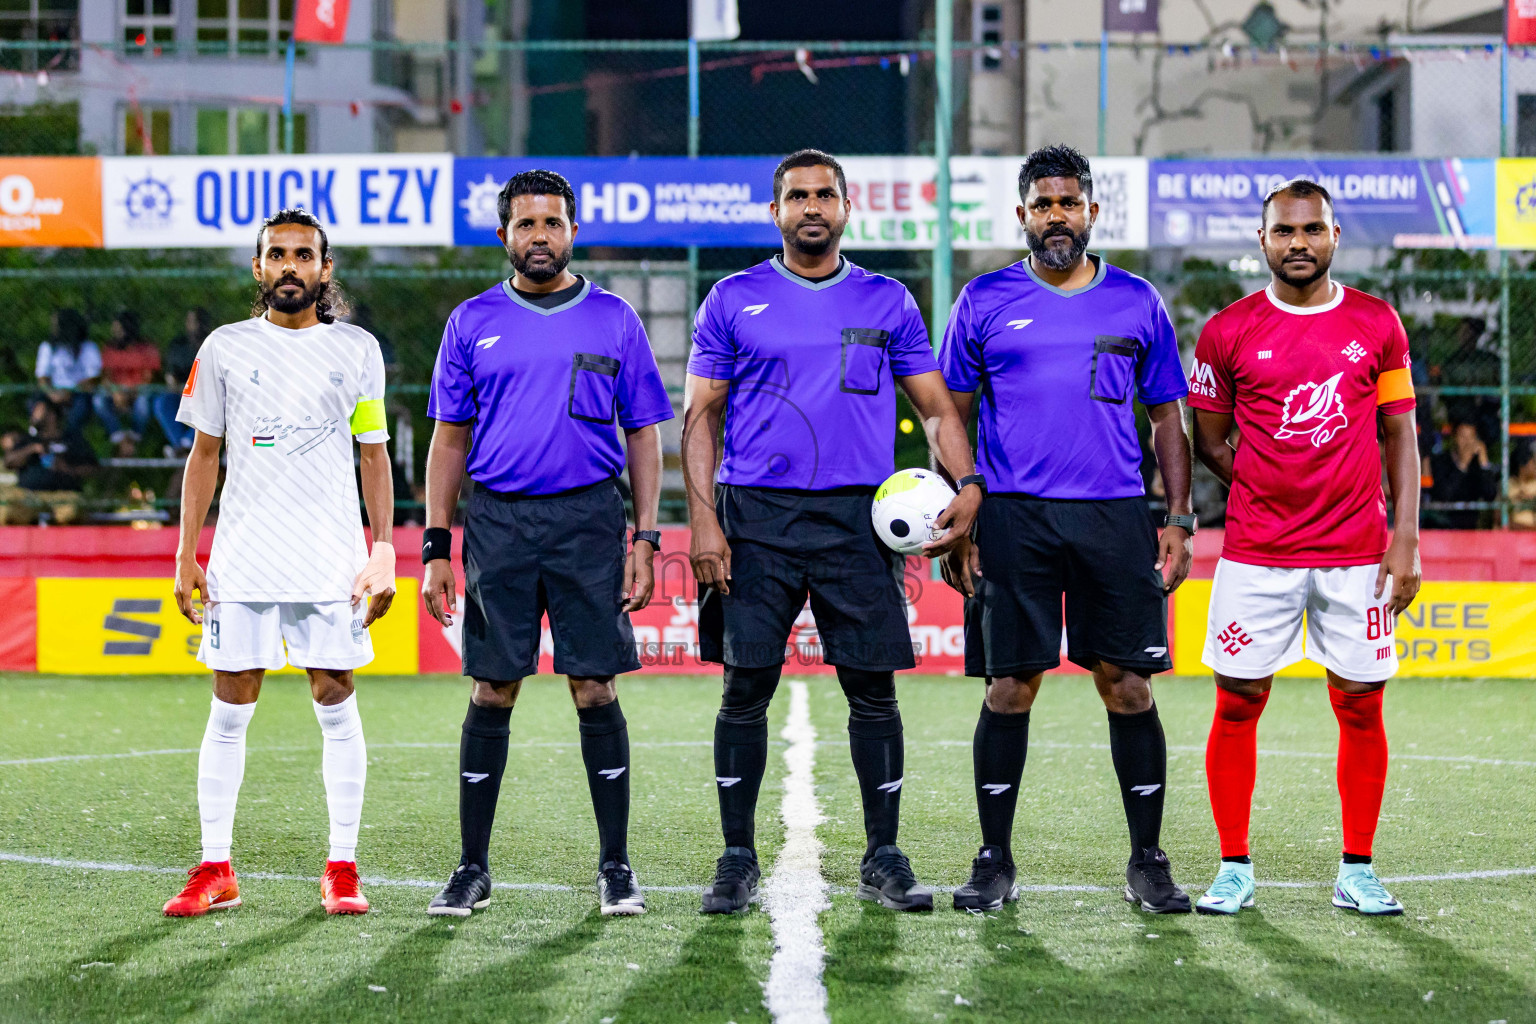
1511, 0, 1536, 44
293, 0, 350, 44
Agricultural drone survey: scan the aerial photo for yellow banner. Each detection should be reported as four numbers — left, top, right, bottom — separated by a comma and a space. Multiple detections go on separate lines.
1174, 580, 1536, 678
1496, 158, 1536, 249
36, 578, 417, 675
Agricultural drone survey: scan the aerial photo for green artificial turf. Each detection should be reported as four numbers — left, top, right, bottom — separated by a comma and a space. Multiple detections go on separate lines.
1, 673, 1532, 1023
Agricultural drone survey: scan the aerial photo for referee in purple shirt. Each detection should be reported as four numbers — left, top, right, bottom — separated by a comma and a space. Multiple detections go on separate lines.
419, 170, 674, 918
938, 145, 1196, 914
683, 150, 984, 913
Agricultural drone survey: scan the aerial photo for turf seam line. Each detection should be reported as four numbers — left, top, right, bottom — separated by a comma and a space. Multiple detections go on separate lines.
762, 679, 831, 1024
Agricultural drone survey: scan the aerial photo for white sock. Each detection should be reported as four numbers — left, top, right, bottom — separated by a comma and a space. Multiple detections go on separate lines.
313, 693, 367, 863
198, 696, 257, 864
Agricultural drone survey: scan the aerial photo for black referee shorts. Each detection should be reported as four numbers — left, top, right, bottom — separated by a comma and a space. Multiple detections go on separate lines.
964, 494, 1171, 679
698, 485, 916, 671
461, 479, 641, 681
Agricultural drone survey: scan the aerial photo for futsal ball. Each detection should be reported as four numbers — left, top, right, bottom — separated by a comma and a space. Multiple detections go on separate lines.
872, 468, 956, 556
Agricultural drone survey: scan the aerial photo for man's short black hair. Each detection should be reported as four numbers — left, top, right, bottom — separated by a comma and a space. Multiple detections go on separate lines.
498, 170, 577, 229
1018, 144, 1093, 203
255, 207, 330, 260
773, 149, 847, 203
1262, 177, 1335, 225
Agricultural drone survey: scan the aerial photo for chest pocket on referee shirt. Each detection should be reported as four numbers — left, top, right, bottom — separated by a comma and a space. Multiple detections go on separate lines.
569, 352, 621, 423
1090, 335, 1137, 404
840, 328, 890, 395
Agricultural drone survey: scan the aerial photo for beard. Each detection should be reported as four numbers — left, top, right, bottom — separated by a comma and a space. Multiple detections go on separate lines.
1026, 223, 1091, 271
509, 243, 573, 284
261, 274, 324, 315
781, 216, 845, 257
1266, 247, 1331, 287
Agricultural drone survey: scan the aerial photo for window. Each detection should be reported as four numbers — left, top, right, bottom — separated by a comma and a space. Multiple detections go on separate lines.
123, 104, 172, 155
1374, 89, 1397, 153
196, 105, 307, 153
197, 0, 296, 58
1518, 95, 1536, 158
0, 0, 78, 72
122, 0, 175, 55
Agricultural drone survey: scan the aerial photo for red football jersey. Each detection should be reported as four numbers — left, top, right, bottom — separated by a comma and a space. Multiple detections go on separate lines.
1188, 283, 1415, 568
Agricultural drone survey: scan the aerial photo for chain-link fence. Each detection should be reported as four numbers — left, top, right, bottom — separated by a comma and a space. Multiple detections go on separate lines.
0, 34, 1531, 526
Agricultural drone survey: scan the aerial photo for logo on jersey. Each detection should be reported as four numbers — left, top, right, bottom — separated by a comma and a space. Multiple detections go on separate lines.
182, 359, 199, 397
742, 303, 769, 316
1006, 318, 1034, 330
250, 369, 260, 385
1189, 358, 1219, 399
329, 371, 344, 387
1274, 372, 1348, 447
350, 617, 366, 644
251, 435, 276, 448
475, 335, 501, 349
1217, 620, 1253, 658
1342, 341, 1368, 363
1258, 350, 1272, 359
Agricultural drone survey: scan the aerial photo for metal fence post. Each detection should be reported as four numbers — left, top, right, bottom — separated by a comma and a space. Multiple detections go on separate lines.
1501, 35, 1512, 527
933, 0, 954, 352
686, 36, 701, 351
1097, 30, 1108, 156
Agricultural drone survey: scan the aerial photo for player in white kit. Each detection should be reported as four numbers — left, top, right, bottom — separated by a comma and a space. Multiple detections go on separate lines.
162, 209, 397, 917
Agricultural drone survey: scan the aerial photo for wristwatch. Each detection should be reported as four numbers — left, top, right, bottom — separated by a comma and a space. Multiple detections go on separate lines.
957, 473, 988, 496
631, 529, 662, 551
1164, 512, 1198, 535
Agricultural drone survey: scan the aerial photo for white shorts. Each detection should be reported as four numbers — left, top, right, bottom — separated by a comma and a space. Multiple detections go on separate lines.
1201, 558, 1399, 681
198, 601, 374, 672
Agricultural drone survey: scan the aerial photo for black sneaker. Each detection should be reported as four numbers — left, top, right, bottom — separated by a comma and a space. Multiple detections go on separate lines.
1124, 847, 1191, 914
953, 845, 1019, 911
427, 863, 493, 917
700, 846, 760, 914
598, 861, 646, 917
858, 844, 934, 912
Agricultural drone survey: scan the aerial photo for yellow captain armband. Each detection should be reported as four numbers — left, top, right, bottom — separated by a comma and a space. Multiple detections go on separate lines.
1376, 367, 1414, 406
351, 397, 387, 435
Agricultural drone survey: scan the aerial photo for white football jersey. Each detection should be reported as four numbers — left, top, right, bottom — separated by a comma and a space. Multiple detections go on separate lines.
177, 314, 389, 603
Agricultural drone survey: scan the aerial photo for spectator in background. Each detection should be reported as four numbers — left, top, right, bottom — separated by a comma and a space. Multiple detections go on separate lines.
94, 308, 161, 456
0, 399, 97, 524
155, 307, 207, 455
34, 308, 100, 432
1510, 440, 1536, 530
1428, 421, 1499, 529
1436, 317, 1501, 447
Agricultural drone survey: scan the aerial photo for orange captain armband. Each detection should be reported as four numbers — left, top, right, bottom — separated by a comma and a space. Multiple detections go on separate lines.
1376, 367, 1414, 406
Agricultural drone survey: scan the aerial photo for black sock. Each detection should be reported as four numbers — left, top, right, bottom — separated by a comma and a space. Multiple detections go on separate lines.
1223, 855, 1253, 865
839, 668, 903, 856
1107, 703, 1167, 858
714, 664, 779, 854
973, 704, 1029, 859
714, 718, 767, 851
459, 702, 512, 873
577, 699, 630, 866
1342, 852, 1372, 865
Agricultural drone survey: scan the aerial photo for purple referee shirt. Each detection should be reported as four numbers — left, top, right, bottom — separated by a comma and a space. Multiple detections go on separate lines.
939, 256, 1188, 500
428, 279, 674, 495
687, 257, 939, 490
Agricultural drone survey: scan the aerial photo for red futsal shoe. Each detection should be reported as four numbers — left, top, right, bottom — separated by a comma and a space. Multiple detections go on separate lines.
163, 861, 241, 917
322, 860, 370, 915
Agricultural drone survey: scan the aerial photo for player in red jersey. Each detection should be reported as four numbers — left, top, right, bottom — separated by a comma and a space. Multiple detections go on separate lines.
1187, 178, 1421, 917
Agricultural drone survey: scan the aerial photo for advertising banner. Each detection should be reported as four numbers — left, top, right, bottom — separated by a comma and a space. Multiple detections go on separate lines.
453, 156, 1148, 251
35, 577, 418, 674
1510, 0, 1536, 45
293, 0, 350, 43
1150, 158, 1495, 250
0, 157, 102, 248
101, 154, 454, 248
1173, 580, 1536, 678
453, 157, 781, 248
1496, 157, 1536, 248
1104, 0, 1159, 33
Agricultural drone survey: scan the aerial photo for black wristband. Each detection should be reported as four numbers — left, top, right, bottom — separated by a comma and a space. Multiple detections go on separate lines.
957, 473, 987, 496
422, 527, 452, 564
632, 529, 661, 552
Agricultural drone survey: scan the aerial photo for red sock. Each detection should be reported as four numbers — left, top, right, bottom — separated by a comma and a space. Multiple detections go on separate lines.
1205, 687, 1269, 859
1329, 686, 1389, 859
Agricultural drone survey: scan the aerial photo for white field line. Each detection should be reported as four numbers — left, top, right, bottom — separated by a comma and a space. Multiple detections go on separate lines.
762, 680, 831, 1024
0, 740, 712, 767
3, 850, 1534, 896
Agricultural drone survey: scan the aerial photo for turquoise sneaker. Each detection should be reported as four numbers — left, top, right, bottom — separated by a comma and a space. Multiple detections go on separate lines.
1332, 861, 1404, 916
1195, 861, 1256, 916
